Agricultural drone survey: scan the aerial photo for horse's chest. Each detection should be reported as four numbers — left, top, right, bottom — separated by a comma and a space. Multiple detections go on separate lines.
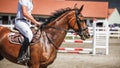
41, 43, 57, 65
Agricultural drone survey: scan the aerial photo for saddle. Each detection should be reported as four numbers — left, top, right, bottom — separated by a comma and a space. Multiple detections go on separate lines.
8, 27, 41, 45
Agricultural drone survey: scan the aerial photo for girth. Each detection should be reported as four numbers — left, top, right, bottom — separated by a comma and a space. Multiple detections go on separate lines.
8, 27, 41, 45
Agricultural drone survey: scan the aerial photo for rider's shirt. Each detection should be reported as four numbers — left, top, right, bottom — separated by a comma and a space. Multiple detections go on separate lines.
16, 0, 33, 19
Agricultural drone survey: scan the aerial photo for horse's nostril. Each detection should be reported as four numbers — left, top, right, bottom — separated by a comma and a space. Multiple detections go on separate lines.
88, 34, 90, 37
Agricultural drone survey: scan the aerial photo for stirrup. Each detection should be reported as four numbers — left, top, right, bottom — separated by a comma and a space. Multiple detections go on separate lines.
17, 58, 25, 64
17, 57, 30, 64
17, 46, 30, 64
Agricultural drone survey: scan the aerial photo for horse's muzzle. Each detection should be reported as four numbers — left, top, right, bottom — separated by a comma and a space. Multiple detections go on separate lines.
79, 32, 90, 40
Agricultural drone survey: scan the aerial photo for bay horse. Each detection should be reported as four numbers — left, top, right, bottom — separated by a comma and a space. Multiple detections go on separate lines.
0, 5, 90, 68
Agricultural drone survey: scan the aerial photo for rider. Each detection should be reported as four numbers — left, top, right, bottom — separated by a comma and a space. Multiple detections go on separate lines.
15, 0, 42, 63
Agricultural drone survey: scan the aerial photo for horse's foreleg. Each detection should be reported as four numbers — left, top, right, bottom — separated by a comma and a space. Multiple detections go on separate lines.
40, 65, 48, 68
28, 64, 40, 68
28, 44, 41, 68
28, 63, 48, 68
0, 54, 4, 60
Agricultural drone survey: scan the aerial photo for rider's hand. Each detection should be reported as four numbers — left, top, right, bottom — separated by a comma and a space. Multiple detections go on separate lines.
35, 21, 42, 26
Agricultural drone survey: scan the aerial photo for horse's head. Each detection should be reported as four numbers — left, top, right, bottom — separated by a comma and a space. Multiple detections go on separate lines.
68, 5, 90, 40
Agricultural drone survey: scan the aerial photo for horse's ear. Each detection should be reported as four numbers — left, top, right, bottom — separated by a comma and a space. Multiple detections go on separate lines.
74, 3, 77, 9
79, 5, 84, 12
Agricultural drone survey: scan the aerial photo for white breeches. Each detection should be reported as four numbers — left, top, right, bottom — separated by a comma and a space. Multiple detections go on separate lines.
15, 20, 33, 42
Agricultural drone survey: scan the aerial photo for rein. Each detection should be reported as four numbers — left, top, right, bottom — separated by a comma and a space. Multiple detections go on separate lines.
44, 26, 75, 33
41, 25, 87, 35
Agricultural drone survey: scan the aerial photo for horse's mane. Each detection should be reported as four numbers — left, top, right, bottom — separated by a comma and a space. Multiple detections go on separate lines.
43, 7, 73, 25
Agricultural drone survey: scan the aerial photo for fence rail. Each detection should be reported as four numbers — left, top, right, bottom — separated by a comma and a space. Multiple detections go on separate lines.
0, 24, 120, 39
67, 27, 120, 39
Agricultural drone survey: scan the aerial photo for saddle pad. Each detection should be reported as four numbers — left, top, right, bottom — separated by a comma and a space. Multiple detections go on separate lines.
8, 30, 41, 45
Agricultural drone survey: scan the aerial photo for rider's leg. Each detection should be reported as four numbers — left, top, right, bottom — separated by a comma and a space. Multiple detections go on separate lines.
17, 37, 30, 61
15, 21, 33, 63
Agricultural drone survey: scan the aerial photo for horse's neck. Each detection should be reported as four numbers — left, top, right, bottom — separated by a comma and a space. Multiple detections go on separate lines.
46, 15, 69, 49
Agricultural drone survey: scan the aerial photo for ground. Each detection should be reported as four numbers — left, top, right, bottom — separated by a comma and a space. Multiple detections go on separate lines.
0, 38, 120, 68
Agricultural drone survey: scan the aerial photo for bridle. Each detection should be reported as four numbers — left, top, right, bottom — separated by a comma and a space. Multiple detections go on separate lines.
67, 9, 88, 35
74, 9, 88, 35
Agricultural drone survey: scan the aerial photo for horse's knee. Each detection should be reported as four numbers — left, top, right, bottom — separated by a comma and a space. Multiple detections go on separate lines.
0, 54, 4, 60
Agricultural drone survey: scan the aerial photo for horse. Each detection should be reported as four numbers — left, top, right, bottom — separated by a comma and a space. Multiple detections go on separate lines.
0, 5, 90, 68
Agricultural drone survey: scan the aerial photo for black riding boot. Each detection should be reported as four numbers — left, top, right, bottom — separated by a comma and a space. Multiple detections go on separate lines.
17, 37, 30, 63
